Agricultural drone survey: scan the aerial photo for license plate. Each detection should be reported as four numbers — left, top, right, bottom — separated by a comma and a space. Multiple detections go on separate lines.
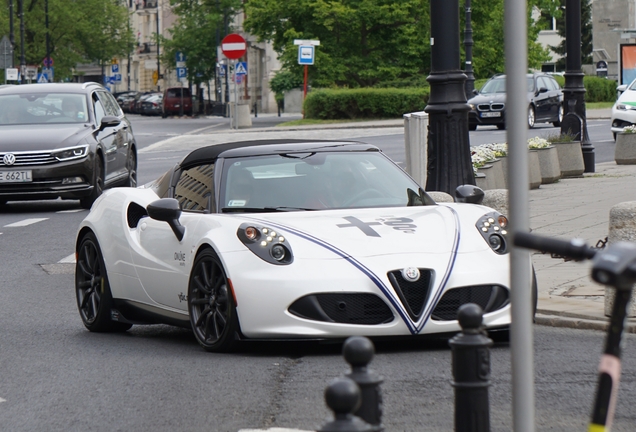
480, 112, 501, 118
0, 170, 32, 183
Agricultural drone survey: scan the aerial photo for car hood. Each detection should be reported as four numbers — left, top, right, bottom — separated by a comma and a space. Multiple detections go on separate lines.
244, 206, 467, 258
468, 92, 507, 104
0, 124, 93, 151
616, 89, 636, 105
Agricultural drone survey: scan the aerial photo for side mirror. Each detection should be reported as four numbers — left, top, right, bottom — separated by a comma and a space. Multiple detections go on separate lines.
99, 115, 121, 131
617, 84, 627, 92
455, 185, 485, 204
147, 198, 185, 241
472, 89, 479, 95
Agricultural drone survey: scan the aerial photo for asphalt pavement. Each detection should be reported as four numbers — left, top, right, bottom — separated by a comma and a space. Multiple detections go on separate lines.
146, 108, 636, 335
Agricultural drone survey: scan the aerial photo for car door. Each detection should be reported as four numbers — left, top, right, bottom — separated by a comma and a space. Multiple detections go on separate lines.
131, 163, 215, 311
97, 91, 130, 182
533, 76, 553, 122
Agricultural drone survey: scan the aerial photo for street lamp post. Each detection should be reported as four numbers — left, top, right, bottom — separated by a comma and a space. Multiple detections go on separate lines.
561, 0, 594, 172
463, 0, 475, 98
45, 0, 50, 82
424, 0, 475, 194
156, 1, 161, 92
19, 0, 25, 84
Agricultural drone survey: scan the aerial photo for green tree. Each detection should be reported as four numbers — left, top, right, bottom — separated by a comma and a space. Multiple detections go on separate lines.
0, 0, 132, 81
544, 0, 593, 70
244, 0, 431, 88
159, 0, 241, 88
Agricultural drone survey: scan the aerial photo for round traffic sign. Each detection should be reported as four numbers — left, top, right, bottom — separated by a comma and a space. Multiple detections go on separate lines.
221, 34, 247, 60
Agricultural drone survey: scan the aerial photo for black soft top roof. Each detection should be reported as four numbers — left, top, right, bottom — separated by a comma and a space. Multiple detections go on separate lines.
178, 139, 379, 169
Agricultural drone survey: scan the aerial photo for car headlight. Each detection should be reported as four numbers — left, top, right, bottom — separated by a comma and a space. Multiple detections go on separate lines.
53, 145, 89, 162
476, 211, 508, 254
469, 103, 476, 110
237, 223, 293, 265
616, 103, 636, 111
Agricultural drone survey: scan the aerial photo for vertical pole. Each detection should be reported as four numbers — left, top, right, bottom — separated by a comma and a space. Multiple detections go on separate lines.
127, 0, 131, 91
156, 0, 161, 92
234, 59, 238, 129
45, 0, 50, 82
463, 0, 475, 98
303, 65, 308, 117
19, 0, 25, 84
504, 0, 535, 430
424, 0, 474, 194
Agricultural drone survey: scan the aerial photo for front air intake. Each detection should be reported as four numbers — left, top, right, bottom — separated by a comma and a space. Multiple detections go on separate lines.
431, 285, 509, 321
387, 269, 433, 321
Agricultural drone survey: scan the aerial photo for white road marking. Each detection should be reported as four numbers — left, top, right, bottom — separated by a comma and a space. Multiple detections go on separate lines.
59, 254, 76, 264
56, 209, 84, 214
0, 398, 5, 403
4, 218, 48, 227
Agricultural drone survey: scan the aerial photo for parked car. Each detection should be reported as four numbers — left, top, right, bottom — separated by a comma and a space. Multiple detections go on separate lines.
116, 91, 138, 112
74, 139, 536, 352
611, 78, 636, 139
129, 91, 155, 114
162, 87, 192, 117
139, 93, 163, 116
0, 82, 137, 209
468, 73, 564, 130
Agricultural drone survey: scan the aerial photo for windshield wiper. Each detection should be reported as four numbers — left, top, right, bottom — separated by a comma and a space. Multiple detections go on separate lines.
221, 206, 316, 213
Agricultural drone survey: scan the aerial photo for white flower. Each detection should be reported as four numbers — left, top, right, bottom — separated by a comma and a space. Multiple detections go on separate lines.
527, 136, 550, 149
623, 125, 636, 134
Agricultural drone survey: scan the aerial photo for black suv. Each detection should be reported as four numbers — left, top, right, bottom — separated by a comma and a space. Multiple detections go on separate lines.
468, 73, 563, 130
0, 82, 137, 209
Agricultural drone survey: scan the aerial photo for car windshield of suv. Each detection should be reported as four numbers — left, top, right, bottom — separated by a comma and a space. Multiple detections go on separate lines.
220, 151, 435, 212
0, 93, 89, 125
480, 76, 536, 94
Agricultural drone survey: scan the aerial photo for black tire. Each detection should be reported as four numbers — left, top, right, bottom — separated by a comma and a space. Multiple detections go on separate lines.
553, 104, 564, 127
188, 249, 239, 352
125, 150, 137, 188
496, 123, 506, 130
80, 155, 104, 209
161, 111, 167, 119
528, 105, 536, 129
613, 132, 617, 141
469, 123, 477, 131
75, 232, 132, 332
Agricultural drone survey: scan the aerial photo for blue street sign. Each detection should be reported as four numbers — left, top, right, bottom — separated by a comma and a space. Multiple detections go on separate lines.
108, 76, 115, 84
111, 64, 119, 74
235, 62, 247, 76
37, 73, 49, 84
176, 67, 187, 79
114, 73, 122, 83
175, 51, 187, 68
42, 67, 54, 81
298, 45, 315, 65
218, 64, 226, 77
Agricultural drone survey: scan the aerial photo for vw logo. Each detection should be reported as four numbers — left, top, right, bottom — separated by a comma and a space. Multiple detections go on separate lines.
3, 153, 16, 166
401, 267, 420, 282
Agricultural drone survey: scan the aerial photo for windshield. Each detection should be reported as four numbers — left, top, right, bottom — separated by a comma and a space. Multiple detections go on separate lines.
0, 93, 89, 125
480, 76, 535, 94
220, 151, 434, 212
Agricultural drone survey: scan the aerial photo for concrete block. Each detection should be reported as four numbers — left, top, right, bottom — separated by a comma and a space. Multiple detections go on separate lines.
615, 133, 636, 164
536, 145, 561, 184
528, 149, 542, 189
604, 201, 636, 317
553, 141, 584, 177
483, 189, 508, 216
427, 191, 454, 202
230, 103, 252, 128
403, 111, 428, 188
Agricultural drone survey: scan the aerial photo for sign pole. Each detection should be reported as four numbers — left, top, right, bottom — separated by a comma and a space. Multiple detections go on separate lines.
234, 59, 238, 129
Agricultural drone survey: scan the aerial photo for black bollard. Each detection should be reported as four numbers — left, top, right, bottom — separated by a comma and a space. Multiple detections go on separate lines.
448, 303, 493, 432
254, 102, 258, 118
318, 378, 374, 432
343, 337, 384, 431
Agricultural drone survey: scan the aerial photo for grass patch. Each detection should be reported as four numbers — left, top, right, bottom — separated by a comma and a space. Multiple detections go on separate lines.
587, 101, 614, 109
276, 118, 397, 127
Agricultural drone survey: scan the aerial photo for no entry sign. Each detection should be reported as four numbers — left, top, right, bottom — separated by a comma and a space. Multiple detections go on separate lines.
221, 34, 247, 60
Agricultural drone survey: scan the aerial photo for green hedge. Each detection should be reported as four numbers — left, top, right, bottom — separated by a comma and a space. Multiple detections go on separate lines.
303, 88, 429, 120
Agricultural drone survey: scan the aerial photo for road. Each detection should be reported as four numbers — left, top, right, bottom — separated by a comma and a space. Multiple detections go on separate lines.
0, 114, 633, 431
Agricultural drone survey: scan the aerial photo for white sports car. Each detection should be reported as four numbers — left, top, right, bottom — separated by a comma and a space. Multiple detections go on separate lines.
75, 139, 525, 352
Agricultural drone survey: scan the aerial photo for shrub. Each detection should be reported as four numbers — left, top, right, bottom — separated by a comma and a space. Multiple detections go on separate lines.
303, 88, 429, 120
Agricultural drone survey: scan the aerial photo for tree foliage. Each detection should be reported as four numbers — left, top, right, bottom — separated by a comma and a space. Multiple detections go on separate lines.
545, 0, 593, 70
159, 0, 241, 86
244, 0, 556, 89
0, 0, 133, 81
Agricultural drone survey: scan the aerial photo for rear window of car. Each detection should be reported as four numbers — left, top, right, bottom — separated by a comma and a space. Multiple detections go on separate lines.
166, 88, 191, 98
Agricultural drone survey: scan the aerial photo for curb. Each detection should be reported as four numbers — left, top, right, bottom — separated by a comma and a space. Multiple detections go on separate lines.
534, 313, 636, 333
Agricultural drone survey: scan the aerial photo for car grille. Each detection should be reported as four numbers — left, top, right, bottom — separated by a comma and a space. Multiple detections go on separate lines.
430, 285, 509, 321
477, 103, 505, 111
387, 269, 433, 321
288, 293, 394, 325
0, 151, 57, 167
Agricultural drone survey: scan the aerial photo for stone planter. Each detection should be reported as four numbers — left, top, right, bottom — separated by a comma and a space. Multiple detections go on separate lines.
553, 141, 584, 177
535, 145, 561, 184
488, 158, 507, 189
474, 172, 488, 190
615, 133, 636, 164
528, 149, 541, 190
476, 164, 496, 190
499, 156, 508, 188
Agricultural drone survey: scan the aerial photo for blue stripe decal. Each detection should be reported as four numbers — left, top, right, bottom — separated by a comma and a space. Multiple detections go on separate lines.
414, 206, 461, 332
241, 216, 418, 334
